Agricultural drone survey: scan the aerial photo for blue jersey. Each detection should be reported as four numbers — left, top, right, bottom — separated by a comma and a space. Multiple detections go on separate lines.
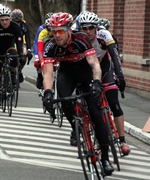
34, 24, 45, 57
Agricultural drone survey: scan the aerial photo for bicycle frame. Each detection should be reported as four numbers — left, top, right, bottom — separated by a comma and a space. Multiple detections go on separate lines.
101, 82, 120, 171
52, 92, 104, 179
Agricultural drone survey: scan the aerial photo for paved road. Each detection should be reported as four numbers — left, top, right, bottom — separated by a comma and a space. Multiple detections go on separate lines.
0, 79, 150, 180
23, 58, 150, 145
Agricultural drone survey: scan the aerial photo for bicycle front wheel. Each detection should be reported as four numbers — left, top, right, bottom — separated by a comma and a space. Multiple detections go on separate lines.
56, 102, 63, 127
76, 118, 103, 180
6, 71, 13, 116
75, 118, 91, 179
103, 109, 120, 171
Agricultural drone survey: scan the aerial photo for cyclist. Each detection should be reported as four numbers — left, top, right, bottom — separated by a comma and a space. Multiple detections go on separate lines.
79, 11, 130, 156
11, 9, 33, 83
42, 12, 114, 175
99, 18, 120, 55
38, 18, 53, 75
0, 5, 23, 85
34, 12, 53, 89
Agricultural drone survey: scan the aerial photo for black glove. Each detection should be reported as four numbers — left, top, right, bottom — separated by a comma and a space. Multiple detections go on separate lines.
43, 89, 53, 112
117, 77, 126, 92
19, 57, 26, 66
27, 49, 33, 64
91, 80, 102, 98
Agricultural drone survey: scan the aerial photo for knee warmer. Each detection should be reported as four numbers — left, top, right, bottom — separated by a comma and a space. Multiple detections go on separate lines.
105, 89, 123, 117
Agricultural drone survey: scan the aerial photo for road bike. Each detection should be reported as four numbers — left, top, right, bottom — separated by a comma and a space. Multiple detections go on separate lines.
52, 92, 104, 180
50, 63, 63, 127
0, 53, 19, 116
101, 82, 121, 171
39, 63, 63, 127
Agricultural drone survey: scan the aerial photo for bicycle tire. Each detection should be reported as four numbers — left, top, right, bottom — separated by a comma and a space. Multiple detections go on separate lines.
1, 71, 6, 112
50, 113, 55, 123
57, 102, 63, 127
75, 118, 91, 179
88, 119, 104, 180
13, 67, 19, 108
1, 96, 6, 112
103, 109, 120, 171
6, 71, 13, 116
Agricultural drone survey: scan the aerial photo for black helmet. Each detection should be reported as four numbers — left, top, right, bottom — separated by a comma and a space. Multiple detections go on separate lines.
11, 9, 24, 20
99, 18, 110, 30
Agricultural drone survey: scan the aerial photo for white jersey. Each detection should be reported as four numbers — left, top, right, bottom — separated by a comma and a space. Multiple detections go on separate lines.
92, 36, 106, 61
97, 28, 115, 46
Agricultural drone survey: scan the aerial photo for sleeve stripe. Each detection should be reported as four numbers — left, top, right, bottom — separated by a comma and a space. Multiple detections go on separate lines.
106, 40, 115, 46
44, 58, 54, 64
85, 48, 96, 57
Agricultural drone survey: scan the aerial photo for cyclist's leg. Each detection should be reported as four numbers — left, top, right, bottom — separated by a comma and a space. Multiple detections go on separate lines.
19, 44, 27, 83
105, 89, 130, 155
7, 48, 18, 85
103, 69, 130, 156
82, 82, 114, 175
36, 68, 43, 89
57, 69, 77, 145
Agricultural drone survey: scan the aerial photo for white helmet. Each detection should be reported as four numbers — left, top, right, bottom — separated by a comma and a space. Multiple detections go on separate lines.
0, 5, 11, 17
45, 18, 50, 26
79, 12, 99, 27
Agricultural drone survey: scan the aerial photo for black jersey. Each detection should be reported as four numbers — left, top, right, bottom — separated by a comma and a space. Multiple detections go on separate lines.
43, 31, 95, 73
20, 21, 31, 50
0, 20, 23, 55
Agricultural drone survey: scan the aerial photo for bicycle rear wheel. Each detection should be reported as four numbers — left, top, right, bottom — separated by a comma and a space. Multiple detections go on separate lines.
103, 109, 120, 171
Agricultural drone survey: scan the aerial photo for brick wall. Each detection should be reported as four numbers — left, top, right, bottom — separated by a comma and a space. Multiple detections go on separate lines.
86, 0, 150, 98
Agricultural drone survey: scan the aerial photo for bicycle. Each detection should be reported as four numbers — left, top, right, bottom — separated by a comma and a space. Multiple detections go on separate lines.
52, 92, 104, 180
0, 53, 19, 116
51, 63, 63, 127
13, 53, 30, 108
101, 82, 121, 171
39, 63, 63, 127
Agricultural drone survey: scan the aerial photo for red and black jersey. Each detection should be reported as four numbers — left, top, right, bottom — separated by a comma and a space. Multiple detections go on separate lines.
43, 31, 95, 72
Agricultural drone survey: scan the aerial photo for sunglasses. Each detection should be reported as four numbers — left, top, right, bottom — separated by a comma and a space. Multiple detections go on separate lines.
0, 18, 10, 21
81, 26, 96, 31
51, 28, 69, 35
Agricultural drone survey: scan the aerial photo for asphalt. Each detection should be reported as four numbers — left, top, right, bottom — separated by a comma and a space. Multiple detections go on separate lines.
22, 59, 150, 145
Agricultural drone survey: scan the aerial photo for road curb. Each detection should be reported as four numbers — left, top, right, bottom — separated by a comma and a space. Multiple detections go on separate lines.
25, 76, 36, 85
25, 76, 150, 145
124, 121, 150, 145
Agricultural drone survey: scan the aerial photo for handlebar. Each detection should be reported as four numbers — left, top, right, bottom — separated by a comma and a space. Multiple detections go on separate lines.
52, 91, 91, 104
0, 53, 19, 58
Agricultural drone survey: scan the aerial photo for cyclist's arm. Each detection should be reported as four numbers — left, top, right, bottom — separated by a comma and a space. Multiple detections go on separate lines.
34, 24, 45, 57
43, 63, 54, 90
107, 43, 123, 78
98, 29, 123, 78
24, 24, 31, 50
15, 26, 23, 56
38, 40, 44, 63
86, 54, 102, 81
